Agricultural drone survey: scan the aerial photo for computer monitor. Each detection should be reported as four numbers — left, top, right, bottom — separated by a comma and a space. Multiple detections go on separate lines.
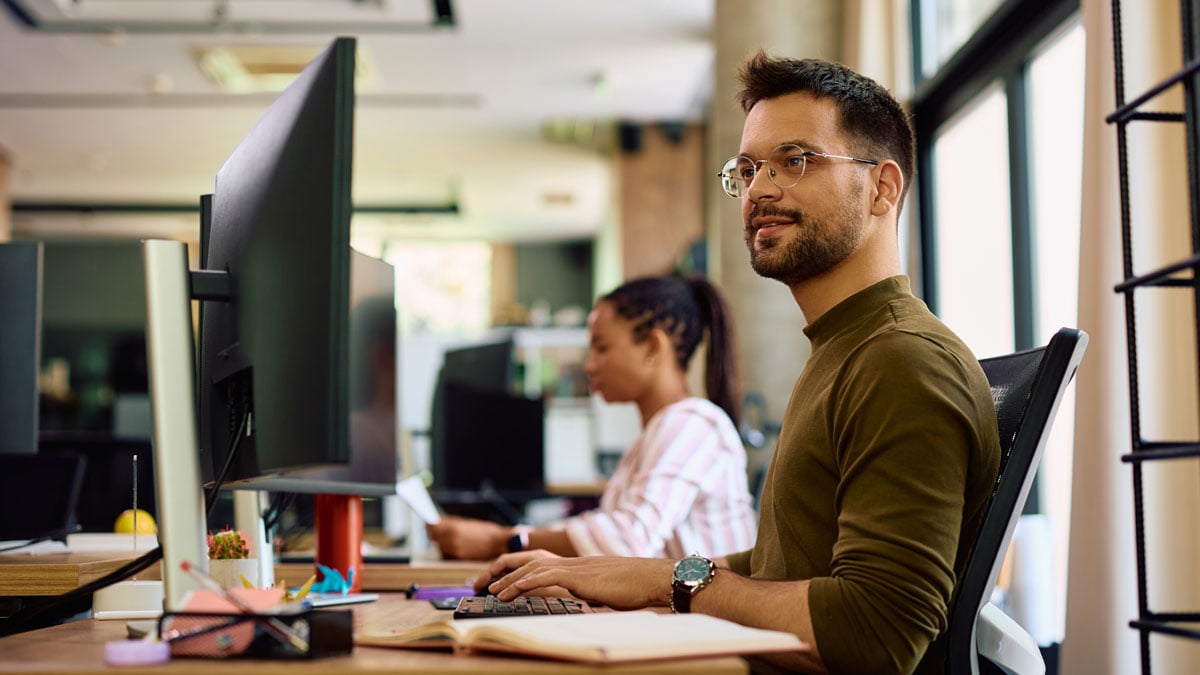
38, 434, 158, 533
427, 339, 546, 517
0, 452, 86, 541
440, 385, 545, 496
195, 36, 396, 496
429, 338, 515, 488
0, 242, 43, 455
143, 36, 395, 608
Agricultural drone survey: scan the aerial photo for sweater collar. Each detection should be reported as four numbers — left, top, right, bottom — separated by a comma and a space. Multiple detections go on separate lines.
802, 275, 912, 350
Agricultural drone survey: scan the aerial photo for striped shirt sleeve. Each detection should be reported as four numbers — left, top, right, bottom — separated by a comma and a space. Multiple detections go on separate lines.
564, 399, 755, 558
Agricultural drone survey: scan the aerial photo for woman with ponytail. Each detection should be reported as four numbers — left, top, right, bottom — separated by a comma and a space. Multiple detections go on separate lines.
428, 274, 756, 561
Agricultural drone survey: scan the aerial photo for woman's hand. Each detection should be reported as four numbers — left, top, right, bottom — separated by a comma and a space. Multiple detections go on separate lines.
425, 515, 508, 560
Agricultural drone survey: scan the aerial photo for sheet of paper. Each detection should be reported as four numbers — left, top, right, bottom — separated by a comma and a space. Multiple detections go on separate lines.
396, 474, 440, 524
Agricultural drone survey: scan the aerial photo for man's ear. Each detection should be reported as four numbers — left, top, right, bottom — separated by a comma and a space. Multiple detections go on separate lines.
870, 160, 903, 217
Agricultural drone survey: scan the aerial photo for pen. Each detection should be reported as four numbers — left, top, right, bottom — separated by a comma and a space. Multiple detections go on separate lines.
179, 560, 310, 653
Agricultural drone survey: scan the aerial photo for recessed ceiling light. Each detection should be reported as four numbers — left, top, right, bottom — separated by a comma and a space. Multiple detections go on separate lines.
193, 43, 375, 93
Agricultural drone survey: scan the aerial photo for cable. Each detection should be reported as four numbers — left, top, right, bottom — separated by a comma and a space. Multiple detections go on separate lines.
0, 525, 82, 554
261, 491, 298, 535
206, 409, 249, 518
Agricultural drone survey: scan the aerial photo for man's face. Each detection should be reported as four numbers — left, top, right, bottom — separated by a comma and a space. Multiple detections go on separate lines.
739, 93, 873, 286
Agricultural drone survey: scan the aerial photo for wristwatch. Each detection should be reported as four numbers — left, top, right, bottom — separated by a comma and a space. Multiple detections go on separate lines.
670, 554, 716, 613
506, 527, 530, 553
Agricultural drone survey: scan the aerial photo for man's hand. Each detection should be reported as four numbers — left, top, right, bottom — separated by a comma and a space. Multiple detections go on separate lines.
425, 515, 508, 560
481, 553, 675, 611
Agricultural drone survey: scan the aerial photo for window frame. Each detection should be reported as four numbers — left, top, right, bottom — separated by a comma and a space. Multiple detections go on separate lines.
910, 0, 1080, 352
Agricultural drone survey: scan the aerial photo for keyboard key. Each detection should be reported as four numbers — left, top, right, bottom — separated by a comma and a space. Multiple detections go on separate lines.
453, 595, 594, 620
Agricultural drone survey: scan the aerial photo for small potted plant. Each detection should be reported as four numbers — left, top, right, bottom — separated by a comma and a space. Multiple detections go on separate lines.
207, 528, 258, 588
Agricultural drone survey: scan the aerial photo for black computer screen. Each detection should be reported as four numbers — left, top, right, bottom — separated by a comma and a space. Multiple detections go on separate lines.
429, 339, 513, 487
0, 452, 86, 540
440, 384, 545, 495
0, 242, 42, 455
195, 36, 396, 496
38, 434, 158, 533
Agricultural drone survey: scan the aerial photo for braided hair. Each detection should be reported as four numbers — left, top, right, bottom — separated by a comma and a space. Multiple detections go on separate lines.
600, 275, 741, 425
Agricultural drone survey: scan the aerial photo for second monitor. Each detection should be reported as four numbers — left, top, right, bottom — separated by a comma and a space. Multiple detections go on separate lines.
430, 339, 546, 510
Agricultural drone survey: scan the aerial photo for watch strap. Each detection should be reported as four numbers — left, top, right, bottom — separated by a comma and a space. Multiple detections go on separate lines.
670, 583, 693, 614
506, 527, 530, 553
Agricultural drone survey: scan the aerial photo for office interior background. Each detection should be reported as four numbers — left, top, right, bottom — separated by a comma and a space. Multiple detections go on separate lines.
0, 0, 1196, 672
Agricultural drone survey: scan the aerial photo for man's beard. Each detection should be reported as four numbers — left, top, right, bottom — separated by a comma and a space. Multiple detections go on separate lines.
744, 182, 866, 286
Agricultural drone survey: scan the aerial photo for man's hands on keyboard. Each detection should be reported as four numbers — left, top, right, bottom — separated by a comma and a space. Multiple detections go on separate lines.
453, 595, 593, 619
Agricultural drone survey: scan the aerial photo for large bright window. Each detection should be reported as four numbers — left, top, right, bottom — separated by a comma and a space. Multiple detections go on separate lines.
931, 82, 1015, 358
1029, 22, 1084, 345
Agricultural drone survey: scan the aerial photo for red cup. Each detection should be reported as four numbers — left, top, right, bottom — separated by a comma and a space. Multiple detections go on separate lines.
314, 493, 363, 593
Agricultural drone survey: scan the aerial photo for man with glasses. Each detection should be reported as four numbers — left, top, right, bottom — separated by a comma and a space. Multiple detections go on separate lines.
475, 52, 1001, 675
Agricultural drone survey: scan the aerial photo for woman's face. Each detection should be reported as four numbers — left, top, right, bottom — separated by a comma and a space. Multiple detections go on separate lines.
583, 300, 654, 403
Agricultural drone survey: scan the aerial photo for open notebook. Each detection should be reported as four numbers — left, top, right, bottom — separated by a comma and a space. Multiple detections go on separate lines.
356, 609, 806, 664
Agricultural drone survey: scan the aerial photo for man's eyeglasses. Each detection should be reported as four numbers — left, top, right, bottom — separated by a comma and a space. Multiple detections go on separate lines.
717, 144, 879, 198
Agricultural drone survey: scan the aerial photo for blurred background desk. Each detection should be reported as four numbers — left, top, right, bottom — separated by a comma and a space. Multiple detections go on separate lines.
274, 560, 488, 592
0, 593, 747, 674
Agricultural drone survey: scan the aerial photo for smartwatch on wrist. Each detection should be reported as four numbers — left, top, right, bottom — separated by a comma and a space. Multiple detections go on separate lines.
506, 527, 530, 553
670, 554, 716, 613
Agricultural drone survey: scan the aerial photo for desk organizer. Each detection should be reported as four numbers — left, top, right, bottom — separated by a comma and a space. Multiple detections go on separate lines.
157, 608, 352, 659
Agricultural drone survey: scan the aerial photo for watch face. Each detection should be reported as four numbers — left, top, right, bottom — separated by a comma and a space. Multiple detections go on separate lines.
675, 556, 711, 583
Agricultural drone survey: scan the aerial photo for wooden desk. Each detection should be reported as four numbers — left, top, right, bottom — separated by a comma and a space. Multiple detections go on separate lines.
274, 560, 488, 592
0, 553, 145, 596
0, 554, 485, 596
0, 593, 746, 674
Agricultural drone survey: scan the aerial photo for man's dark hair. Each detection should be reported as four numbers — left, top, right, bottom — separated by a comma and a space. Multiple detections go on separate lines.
736, 51, 915, 211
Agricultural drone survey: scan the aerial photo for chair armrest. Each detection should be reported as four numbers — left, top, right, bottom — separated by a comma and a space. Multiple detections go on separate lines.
976, 601, 1046, 675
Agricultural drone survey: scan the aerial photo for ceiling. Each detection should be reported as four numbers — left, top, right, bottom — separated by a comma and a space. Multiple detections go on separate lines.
0, 0, 715, 243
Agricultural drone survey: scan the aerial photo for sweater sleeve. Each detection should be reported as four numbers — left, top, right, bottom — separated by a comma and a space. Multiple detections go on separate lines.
807, 332, 988, 674
724, 549, 753, 575
564, 405, 738, 557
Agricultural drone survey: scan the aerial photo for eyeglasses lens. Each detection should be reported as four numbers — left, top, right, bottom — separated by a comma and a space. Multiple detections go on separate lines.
719, 145, 808, 197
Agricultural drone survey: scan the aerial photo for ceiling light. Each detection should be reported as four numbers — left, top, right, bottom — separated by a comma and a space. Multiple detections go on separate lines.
193, 44, 375, 93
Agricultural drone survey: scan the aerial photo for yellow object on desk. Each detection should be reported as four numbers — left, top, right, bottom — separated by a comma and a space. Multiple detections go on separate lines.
113, 508, 157, 534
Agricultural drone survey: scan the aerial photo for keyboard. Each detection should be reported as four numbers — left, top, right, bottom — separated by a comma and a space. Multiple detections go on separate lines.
453, 595, 593, 620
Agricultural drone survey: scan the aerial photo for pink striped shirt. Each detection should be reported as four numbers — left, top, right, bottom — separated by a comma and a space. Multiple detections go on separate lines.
563, 398, 756, 558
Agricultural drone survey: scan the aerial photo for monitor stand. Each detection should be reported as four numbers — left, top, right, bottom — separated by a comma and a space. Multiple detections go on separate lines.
142, 239, 209, 611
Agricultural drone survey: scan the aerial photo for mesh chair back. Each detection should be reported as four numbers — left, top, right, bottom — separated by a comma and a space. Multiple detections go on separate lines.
943, 327, 1088, 674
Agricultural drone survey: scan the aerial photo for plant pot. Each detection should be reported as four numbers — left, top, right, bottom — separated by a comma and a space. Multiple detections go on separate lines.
207, 558, 259, 589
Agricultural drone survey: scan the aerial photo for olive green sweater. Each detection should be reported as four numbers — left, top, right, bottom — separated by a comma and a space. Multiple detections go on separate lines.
726, 276, 1000, 674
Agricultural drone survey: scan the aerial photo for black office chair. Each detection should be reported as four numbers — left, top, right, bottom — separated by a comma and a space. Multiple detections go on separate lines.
943, 327, 1088, 675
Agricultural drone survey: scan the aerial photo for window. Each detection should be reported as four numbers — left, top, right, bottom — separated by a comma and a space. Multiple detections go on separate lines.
931, 82, 1015, 358
916, 0, 1007, 77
